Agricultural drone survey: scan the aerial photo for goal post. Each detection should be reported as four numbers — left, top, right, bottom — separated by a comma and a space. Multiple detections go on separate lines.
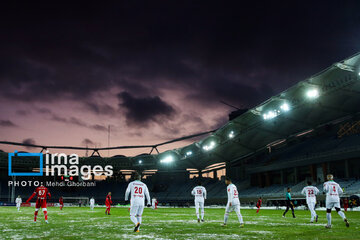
62, 197, 90, 206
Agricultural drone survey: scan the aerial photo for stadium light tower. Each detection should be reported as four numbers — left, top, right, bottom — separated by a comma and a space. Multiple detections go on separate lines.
306, 88, 319, 99
186, 151, 192, 156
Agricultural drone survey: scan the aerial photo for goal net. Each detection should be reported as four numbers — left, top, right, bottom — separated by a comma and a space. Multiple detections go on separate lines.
62, 197, 90, 206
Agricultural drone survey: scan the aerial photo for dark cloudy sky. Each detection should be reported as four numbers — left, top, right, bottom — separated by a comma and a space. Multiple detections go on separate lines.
0, 1, 359, 156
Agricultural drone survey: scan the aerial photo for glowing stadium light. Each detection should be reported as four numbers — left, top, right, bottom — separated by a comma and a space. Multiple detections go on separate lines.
202, 141, 216, 151
228, 130, 235, 139
262, 110, 280, 120
160, 155, 174, 163
138, 160, 142, 164
306, 88, 319, 99
186, 151, 193, 156
280, 103, 290, 112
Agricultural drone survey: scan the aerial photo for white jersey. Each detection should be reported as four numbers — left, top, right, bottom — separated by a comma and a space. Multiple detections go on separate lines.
125, 180, 151, 206
90, 198, 95, 205
323, 180, 343, 203
191, 186, 207, 202
301, 186, 319, 203
227, 183, 240, 206
15, 197, 22, 204
152, 198, 156, 205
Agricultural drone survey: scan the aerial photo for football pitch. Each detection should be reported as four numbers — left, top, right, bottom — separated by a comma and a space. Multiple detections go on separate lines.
0, 207, 359, 240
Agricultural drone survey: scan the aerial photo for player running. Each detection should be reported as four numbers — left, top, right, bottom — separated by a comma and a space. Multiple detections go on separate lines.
125, 173, 151, 233
151, 197, 158, 210
191, 182, 207, 222
301, 181, 319, 223
90, 197, 95, 211
282, 187, 296, 218
323, 174, 349, 229
256, 197, 262, 214
105, 192, 112, 215
26, 185, 51, 223
15, 195, 22, 212
222, 177, 244, 227
59, 196, 64, 210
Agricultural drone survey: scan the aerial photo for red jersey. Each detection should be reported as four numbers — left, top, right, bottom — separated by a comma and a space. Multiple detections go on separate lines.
257, 199, 262, 207
344, 199, 349, 206
59, 197, 63, 204
26, 186, 51, 202
105, 195, 112, 205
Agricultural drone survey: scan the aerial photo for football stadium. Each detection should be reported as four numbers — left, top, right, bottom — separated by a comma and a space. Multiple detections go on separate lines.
1, 52, 360, 239
1, 1, 360, 240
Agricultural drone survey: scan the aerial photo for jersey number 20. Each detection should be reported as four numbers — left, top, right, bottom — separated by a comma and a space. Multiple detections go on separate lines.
134, 187, 143, 194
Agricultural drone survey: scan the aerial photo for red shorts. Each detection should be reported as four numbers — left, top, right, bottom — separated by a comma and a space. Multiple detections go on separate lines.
35, 199, 47, 209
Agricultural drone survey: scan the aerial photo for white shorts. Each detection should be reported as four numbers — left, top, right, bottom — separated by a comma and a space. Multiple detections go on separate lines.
326, 201, 340, 209
16, 204, 21, 208
90, 204, 94, 207
195, 201, 204, 209
130, 205, 144, 217
225, 203, 240, 213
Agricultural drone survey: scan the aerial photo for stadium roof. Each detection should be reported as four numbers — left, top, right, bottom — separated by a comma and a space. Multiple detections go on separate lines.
154, 52, 360, 170
1, 52, 360, 171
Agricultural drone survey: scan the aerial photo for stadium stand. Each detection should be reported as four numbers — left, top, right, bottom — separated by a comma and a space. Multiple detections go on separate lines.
1, 52, 360, 207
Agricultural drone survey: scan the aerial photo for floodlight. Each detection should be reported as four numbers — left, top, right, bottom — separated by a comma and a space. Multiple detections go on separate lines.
228, 130, 235, 139
306, 88, 319, 99
186, 151, 192, 156
202, 141, 216, 151
280, 103, 290, 112
160, 155, 174, 163
138, 160, 142, 164
262, 110, 279, 120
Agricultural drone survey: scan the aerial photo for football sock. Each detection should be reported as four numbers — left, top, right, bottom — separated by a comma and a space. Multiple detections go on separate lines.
224, 213, 229, 224
34, 211, 38, 222
44, 210, 48, 221
326, 213, 331, 226
236, 210, 244, 224
137, 215, 142, 225
130, 215, 138, 225
338, 211, 345, 220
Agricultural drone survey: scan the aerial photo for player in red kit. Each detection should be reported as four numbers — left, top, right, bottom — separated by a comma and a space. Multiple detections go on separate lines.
105, 192, 112, 215
59, 196, 64, 210
343, 198, 349, 212
256, 197, 262, 213
26, 185, 51, 223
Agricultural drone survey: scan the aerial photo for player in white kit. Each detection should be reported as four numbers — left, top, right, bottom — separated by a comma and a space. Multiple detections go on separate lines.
125, 173, 151, 232
222, 177, 244, 227
89, 197, 95, 211
151, 197, 157, 210
15, 195, 22, 212
191, 182, 207, 222
301, 181, 319, 223
323, 174, 349, 228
